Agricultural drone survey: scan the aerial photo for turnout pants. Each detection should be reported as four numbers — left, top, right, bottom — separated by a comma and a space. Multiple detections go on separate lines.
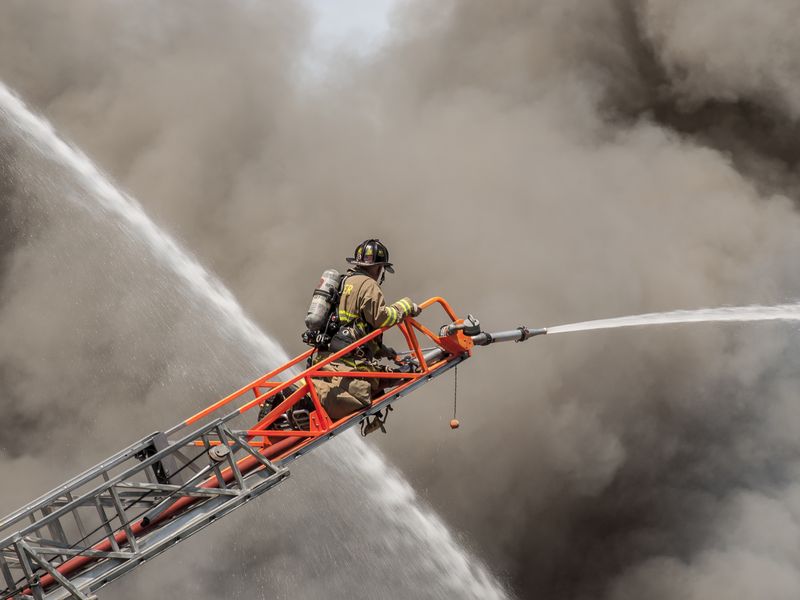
312, 361, 377, 422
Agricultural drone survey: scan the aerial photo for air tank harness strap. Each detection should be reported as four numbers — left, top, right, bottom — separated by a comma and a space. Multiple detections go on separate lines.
361, 405, 393, 436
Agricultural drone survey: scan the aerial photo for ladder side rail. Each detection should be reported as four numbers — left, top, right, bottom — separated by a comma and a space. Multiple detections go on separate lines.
14, 437, 294, 600
166, 349, 316, 435
224, 299, 469, 452
244, 299, 466, 435
268, 354, 467, 466
0, 432, 165, 532
241, 349, 433, 438
175, 296, 463, 435
1, 419, 294, 597
0, 418, 227, 549
46, 465, 290, 600
4, 462, 289, 600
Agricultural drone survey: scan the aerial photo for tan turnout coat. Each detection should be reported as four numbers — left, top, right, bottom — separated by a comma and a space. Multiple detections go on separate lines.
313, 269, 416, 421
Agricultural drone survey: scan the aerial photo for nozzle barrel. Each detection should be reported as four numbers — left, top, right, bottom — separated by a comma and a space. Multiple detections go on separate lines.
400, 325, 546, 369
471, 326, 547, 346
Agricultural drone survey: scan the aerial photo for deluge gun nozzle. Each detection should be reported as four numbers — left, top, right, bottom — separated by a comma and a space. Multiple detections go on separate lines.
403, 316, 547, 374
439, 314, 547, 346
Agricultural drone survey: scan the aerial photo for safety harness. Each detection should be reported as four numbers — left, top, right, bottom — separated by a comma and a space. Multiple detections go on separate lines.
328, 271, 383, 365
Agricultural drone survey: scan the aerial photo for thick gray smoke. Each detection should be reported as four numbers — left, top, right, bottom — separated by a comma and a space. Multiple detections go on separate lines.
4, 0, 800, 598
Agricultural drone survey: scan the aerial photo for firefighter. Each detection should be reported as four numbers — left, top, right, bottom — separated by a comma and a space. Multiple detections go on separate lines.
314, 239, 421, 422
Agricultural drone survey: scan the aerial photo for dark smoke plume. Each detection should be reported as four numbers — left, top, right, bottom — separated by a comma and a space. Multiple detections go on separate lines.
4, 0, 800, 598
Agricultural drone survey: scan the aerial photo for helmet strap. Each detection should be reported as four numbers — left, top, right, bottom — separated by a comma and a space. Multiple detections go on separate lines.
378, 265, 386, 285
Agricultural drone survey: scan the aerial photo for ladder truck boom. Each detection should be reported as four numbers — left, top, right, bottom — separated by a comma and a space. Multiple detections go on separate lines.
0, 298, 544, 600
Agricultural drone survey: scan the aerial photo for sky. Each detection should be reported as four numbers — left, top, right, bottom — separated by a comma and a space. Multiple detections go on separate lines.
306, 0, 397, 60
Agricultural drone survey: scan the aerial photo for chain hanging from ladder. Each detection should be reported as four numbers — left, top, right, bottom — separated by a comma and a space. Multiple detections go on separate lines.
450, 365, 460, 429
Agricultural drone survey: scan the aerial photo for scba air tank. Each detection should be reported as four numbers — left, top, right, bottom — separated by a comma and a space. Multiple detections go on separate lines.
305, 269, 343, 331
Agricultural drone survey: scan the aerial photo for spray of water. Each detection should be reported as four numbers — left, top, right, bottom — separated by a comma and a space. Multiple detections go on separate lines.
547, 304, 800, 335
0, 81, 280, 360
0, 81, 509, 599
340, 441, 508, 600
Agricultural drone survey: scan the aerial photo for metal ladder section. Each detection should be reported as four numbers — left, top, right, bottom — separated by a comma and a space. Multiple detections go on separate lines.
0, 420, 289, 600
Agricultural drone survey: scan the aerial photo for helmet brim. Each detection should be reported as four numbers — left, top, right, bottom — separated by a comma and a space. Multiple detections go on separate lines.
346, 258, 394, 273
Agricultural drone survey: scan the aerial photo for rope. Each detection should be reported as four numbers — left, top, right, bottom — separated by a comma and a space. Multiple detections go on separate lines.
453, 365, 458, 420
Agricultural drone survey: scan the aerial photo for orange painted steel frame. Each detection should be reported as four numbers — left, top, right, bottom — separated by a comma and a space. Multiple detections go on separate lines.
13, 297, 471, 598
183, 296, 471, 453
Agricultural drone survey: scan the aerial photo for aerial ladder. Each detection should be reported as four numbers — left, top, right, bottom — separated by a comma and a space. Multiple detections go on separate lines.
0, 297, 546, 600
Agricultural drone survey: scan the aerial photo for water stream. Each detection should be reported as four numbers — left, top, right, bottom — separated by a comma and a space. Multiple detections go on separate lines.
547, 304, 800, 335
0, 81, 508, 599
